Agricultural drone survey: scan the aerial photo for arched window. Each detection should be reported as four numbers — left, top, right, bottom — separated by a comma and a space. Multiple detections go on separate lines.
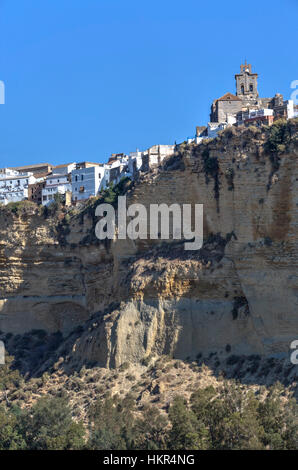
241, 85, 244, 94
250, 84, 253, 92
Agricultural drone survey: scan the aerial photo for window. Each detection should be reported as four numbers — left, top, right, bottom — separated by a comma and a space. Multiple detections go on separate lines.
75, 175, 78, 181
81, 175, 84, 181
241, 85, 244, 94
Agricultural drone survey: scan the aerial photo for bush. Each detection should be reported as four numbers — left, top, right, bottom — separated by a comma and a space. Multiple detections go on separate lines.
2, 200, 37, 215
119, 362, 130, 372
264, 119, 292, 157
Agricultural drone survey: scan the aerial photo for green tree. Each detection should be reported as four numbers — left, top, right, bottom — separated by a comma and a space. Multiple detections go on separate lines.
168, 396, 210, 450
0, 355, 21, 393
0, 406, 26, 450
191, 381, 264, 449
257, 383, 298, 450
133, 405, 168, 450
88, 395, 136, 450
23, 396, 85, 450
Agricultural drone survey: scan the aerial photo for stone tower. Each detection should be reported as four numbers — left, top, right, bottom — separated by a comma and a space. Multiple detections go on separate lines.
235, 61, 258, 101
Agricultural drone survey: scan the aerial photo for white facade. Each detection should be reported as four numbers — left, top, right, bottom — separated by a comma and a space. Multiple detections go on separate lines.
147, 144, 175, 165
106, 159, 131, 186
128, 144, 175, 172
52, 162, 76, 176
195, 136, 207, 144
226, 114, 237, 125
286, 100, 294, 119
0, 169, 36, 205
207, 122, 228, 139
42, 174, 71, 205
240, 108, 274, 122
71, 166, 108, 201
128, 151, 143, 175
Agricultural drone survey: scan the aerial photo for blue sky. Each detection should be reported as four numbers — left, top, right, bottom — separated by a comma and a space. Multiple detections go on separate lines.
0, 0, 297, 167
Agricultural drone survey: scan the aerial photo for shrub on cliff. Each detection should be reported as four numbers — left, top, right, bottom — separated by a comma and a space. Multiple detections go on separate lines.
100, 177, 132, 208
264, 119, 294, 190
264, 119, 292, 164
0, 355, 22, 394
1, 200, 38, 216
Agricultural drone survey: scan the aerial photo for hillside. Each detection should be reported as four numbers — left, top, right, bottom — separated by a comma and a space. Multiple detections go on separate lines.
0, 120, 297, 437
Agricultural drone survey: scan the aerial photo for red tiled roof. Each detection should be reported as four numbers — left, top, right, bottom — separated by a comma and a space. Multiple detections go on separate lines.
215, 92, 241, 103
53, 163, 74, 169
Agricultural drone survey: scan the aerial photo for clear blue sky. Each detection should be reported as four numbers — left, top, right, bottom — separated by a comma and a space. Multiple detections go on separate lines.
0, 0, 297, 167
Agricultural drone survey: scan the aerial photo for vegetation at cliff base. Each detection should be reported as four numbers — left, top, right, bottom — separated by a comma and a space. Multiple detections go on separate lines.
0, 364, 296, 450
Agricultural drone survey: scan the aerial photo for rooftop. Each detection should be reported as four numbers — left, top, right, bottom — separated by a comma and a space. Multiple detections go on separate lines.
215, 92, 242, 103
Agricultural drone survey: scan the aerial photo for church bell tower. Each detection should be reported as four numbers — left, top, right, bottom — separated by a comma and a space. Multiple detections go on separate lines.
235, 61, 259, 100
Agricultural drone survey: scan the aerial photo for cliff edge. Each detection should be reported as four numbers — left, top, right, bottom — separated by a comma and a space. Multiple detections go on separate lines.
0, 119, 297, 369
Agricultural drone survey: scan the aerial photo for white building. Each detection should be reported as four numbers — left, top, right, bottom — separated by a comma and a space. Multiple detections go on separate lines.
128, 144, 175, 174
42, 173, 71, 206
52, 162, 76, 176
0, 169, 36, 205
106, 156, 131, 186
239, 108, 274, 122
147, 144, 175, 165
71, 165, 108, 201
128, 150, 143, 176
207, 122, 229, 139
286, 100, 295, 119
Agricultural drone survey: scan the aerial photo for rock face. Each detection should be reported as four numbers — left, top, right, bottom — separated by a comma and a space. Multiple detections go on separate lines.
0, 120, 297, 367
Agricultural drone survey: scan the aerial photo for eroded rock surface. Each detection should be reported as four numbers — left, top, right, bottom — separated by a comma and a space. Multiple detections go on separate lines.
0, 120, 297, 367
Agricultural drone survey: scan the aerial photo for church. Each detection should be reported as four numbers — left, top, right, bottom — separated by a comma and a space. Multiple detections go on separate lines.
210, 62, 293, 124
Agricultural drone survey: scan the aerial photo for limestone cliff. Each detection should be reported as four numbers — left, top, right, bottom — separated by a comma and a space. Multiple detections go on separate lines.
0, 119, 297, 369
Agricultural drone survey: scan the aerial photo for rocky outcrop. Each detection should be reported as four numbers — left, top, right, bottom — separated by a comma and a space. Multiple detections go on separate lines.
0, 120, 297, 368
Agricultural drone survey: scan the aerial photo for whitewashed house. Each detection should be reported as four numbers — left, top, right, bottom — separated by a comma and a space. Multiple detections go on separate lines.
41, 163, 77, 205
128, 151, 143, 177
42, 173, 71, 206
286, 100, 295, 119
150, 145, 175, 164
52, 162, 76, 176
128, 145, 175, 174
106, 155, 131, 186
71, 165, 108, 201
207, 122, 229, 139
0, 169, 36, 205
